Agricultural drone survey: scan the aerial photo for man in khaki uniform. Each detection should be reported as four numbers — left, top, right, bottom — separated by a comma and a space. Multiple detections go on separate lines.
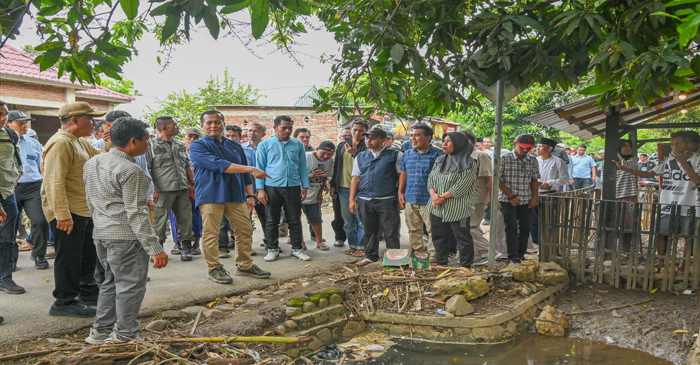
145, 117, 195, 261
42, 102, 106, 318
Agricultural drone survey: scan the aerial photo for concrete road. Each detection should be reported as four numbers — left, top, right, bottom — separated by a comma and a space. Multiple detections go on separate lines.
0, 213, 413, 346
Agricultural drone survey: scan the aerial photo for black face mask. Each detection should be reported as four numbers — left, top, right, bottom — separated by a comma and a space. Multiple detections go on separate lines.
618, 140, 634, 160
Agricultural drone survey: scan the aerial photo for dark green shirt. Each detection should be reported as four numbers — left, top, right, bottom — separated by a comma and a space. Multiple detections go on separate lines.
145, 137, 191, 192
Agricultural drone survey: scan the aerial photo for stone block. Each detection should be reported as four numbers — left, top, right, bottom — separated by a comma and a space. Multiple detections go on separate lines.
535, 305, 569, 336
160, 310, 184, 319
319, 298, 329, 308
242, 294, 260, 300
307, 337, 324, 351
182, 306, 207, 317
228, 298, 246, 306
203, 309, 224, 318
286, 306, 303, 317
445, 295, 475, 316
246, 298, 269, 305
432, 276, 490, 300
145, 319, 168, 332
276, 325, 286, 334
317, 328, 332, 342
411, 325, 441, 339
342, 320, 365, 338
286, 294, 310, 308
302, 302, 317, 313
471, 326, 504, 342
329, 294, 343, 305
500, 263, 536, 282
536, 269, 569, 286
313, 311, 329, 325
284, 319, 298, 330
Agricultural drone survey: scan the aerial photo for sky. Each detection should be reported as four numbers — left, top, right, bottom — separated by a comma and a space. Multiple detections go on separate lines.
9, 13, 338, 118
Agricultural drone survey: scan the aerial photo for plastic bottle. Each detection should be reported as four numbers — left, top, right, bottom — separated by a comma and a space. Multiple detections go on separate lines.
437, 309, 454, 319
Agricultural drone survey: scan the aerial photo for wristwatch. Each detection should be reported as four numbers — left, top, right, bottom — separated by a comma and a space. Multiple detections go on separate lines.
247, 195, 256, 198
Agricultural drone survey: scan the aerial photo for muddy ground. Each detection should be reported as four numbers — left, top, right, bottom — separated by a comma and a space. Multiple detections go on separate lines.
555, 281, 699, 365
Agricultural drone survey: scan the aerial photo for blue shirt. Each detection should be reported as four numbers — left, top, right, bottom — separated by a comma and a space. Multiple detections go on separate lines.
17, 135, 43, 183
571, 155, 597, 178
189, 135, 252, 207
401, 140, 413, 152
241, 141, 258, 191
400, 146, 444, 205
256, 136, 310, 190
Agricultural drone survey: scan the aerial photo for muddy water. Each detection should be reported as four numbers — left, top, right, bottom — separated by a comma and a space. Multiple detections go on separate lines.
313, 334, 673, 364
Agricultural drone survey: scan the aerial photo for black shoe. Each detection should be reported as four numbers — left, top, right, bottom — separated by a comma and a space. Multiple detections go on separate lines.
77, 295, 99, 306
49, 302, 96, 318
11, 261, 17, 272
0, 315, 4, 324
509, 258, 522, 264
334, 240, 345, 247
235, 264, 271, 279
180, 240, 193, 261
146, 276, 151, 282
32, 255, 49, 270
250, 250, 257, 256
519, 255, 526, 261
0, 280, 25, 294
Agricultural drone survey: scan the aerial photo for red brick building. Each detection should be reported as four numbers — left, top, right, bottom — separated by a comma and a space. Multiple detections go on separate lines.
0, 44, 134, 143
214, 105, 379, 144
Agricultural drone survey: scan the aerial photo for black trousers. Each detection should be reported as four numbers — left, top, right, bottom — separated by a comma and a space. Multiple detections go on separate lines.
530, 206, 539, 244
50, 214, 99, 306
359, 198, 401, 262
331, 195, 346, 242
430, 214, 474, 267
501, 202, 533, 259
264, 186, 303, 250
219, 215, 233, 251
14, 181, 49, 258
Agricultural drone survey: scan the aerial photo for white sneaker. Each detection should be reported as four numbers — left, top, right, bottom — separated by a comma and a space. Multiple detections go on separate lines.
474, 257, 489, 266
85, 328, 110, 344
103, 332, 140, 344
264, 249, 280, 262
495, 252, 508, 261
291, 249, 311, 261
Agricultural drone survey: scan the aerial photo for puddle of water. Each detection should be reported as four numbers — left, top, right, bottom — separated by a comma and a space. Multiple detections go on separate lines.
311, 334, 673, 364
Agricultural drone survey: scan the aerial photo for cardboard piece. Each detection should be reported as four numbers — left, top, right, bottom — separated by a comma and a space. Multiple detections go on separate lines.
383, 249, 410, 266
410, 250, 430, 270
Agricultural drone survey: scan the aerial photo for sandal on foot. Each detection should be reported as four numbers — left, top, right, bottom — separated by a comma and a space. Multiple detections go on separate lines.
192, 247, 201, 255
344, 248, 357, 256
317, 243, 330, 251
356, 258, 375, 267
171, 245, 181, 255
352, 249, 366, 257
18, 243, 34, 252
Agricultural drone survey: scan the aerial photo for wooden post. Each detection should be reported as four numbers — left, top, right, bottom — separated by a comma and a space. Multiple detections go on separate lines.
602, 106, 620, 261
629, 129, 638, 155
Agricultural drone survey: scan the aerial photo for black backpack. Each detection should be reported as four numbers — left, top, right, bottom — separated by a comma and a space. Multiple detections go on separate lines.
0, 126, 22, 168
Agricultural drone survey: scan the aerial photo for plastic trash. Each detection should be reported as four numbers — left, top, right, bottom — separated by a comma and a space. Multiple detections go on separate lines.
437, 309, 454, 319
366, 344, 385, 351
683, 289, 693, 295
247, 349, 261, 361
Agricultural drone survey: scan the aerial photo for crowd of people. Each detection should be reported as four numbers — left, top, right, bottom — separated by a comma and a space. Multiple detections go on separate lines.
0, 99, 698, 344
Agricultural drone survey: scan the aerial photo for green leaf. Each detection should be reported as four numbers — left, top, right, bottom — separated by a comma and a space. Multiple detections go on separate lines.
150, 2, 170, 16
250, 0, 269, 39
390, 43, 404, 64
690, 56, 700, 76
161, 8, 182, 44
665, 0, 700, 7
589, 50, 611, 67
579, 83, 616, 95
119, 0, 139, 20
202, 3, 220, 39
39, 48, 62, 71
283, 0, 311, 15
221, 0, 250, 13
678, 13, 700, 47
188, 0, 205, 15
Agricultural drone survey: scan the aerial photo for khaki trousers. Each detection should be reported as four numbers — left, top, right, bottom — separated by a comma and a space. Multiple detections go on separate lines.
470, 203, 489, 259
199, 203, 253, 271
404, 203, 435, 255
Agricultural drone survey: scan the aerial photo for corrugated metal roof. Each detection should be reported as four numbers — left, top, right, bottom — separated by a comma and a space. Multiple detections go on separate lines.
525, 82, 700, 140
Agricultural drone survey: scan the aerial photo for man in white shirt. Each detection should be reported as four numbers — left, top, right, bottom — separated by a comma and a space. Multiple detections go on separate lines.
532, 138, 569, 245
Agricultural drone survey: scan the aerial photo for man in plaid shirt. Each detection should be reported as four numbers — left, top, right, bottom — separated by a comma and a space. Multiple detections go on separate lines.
499, 134, 540, 264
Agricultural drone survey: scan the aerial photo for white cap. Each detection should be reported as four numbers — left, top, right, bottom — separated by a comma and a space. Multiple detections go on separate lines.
26, 128, 37, 137
556, 143, 566, 148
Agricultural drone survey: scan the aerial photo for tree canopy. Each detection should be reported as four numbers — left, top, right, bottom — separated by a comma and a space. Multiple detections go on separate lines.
142, 68, 264, 128
2, 0, 700, 122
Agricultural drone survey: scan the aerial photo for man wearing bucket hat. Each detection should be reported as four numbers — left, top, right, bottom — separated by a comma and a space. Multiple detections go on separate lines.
6, 111, 50, 270
498, 134, 540, 264
42, 101, 107, 318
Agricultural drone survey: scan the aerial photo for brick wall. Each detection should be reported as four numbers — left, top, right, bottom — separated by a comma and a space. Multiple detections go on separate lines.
216, 106, 344, 144
0, 80, 66, 103
31, 115, 60, 144
75, 97, 110, 112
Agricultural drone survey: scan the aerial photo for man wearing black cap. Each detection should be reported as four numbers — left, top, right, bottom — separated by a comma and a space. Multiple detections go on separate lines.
499, 134, 540, 264
349, 128, 403, 266
532, 138, 569, 245
7, 111, 50, 270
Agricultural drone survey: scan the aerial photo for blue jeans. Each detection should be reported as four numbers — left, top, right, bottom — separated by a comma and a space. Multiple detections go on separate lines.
338, 187, 365, 249
573, 178, 592, 190
0, 194, 18, 283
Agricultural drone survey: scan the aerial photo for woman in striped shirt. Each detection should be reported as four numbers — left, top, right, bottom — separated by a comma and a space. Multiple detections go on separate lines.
427, 131, 478, 268
615, 140, 639, 251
